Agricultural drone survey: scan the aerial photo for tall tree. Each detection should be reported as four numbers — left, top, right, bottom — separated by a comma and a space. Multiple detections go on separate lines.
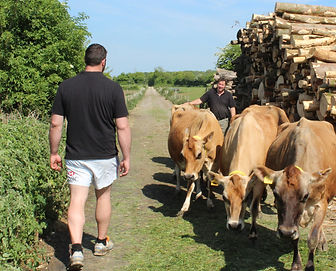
216, 44, 241, 70
0, 0, 90, 118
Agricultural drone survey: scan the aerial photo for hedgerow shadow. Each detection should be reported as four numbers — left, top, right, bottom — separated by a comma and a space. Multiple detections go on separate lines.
43, 220, 97, 268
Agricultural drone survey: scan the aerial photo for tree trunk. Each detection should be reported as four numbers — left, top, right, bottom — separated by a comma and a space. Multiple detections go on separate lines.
275, 2, 336, 17
319, 92, 333, 117
313, 48, 336, 62
283, 12, 336, 25
292, 36, 335, 48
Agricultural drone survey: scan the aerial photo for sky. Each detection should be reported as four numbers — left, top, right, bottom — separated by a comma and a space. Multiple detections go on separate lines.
66, 0, 336, 76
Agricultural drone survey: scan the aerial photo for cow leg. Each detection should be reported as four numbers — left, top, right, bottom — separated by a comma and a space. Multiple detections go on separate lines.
317, 227, 328, 251
305, 202, 327, 271
248, 182, 264, 240
291, 238, 303, 271
175, 165, 181, 194
195, 177, 202, 200
177, 181, 195, 216
206, 177, 214, 209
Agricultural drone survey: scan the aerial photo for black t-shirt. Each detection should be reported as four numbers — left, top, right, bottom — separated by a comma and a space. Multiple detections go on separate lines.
52, 71, 128, 160
200, 88, 236, 120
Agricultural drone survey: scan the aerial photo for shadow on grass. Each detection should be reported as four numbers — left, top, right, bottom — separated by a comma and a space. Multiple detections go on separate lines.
142, 170, 292, 271
151, 156, 175, 170
43, 220, 97, 269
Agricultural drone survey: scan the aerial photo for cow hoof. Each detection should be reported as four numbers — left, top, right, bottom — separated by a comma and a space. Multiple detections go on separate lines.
318, 241, 328, 251
177, 210, 186, 217
207, 199, 215, 209
304, 264, 314, 271
248, 232, 258, 240
195, 191, 202, 200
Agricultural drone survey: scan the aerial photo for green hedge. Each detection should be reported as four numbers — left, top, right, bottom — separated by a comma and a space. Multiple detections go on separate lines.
0, 114, 68, 270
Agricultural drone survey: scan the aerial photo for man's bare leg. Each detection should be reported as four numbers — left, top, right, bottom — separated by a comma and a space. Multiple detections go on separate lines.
68, 185, 90, 244
95, 184, 112, 239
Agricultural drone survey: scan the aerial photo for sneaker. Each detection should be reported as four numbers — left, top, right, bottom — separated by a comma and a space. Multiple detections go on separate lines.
94, 236, 114, 256
69, 250, 84, 270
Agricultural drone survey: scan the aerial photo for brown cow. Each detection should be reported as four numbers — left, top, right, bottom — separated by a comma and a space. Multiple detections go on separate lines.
209, 105, 289, 237
168, 105, 224, 216
253, 117, 336, 271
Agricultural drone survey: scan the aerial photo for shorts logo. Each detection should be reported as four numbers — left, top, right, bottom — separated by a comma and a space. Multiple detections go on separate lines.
67, 170, 77, 182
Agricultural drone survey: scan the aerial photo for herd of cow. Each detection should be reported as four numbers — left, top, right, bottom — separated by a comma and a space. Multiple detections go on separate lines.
167, 104, 336, 271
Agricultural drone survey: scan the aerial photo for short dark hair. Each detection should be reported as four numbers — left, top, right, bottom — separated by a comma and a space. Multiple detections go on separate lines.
85, 44, 107, 66
217, 76, 227, 83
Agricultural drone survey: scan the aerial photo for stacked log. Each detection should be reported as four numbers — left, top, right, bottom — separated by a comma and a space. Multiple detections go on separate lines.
232, 2, 336, 122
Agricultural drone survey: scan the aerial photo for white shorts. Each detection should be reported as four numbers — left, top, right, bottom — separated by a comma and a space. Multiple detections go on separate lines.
65, 157, 119, 190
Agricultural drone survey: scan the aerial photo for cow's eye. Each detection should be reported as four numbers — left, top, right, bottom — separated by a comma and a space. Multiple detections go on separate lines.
196, 152, 202, 159
300, 193, 309, 203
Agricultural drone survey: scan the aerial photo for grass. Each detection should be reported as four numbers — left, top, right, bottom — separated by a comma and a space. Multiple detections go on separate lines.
115, 184, 336, 271
156, 86, 209, 105
176, 86, 209, 101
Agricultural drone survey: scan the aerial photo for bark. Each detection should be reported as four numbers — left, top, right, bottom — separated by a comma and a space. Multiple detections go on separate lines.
292, 36, 336, 48
319, 92, 333, 117
313, 48, 336, 62
275, 2, 336, 17
283, 12, 336, 25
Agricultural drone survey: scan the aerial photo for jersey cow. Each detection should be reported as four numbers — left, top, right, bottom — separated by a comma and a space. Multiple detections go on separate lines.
168, 106, 224, 216
209, 105, 289, 238
254, 118, 336, 271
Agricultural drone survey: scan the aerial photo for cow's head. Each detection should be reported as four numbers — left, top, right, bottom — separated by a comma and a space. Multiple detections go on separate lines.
181, 128, 214, 181
253, 165, 330, 240
208, 171, 255, 231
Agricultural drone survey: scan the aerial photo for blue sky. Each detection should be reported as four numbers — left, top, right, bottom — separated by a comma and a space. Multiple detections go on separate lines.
66, 0, 336, 76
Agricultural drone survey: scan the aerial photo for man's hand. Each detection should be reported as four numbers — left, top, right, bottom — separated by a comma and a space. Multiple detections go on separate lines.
119, 159, 130, 177
50, 154, 63, 172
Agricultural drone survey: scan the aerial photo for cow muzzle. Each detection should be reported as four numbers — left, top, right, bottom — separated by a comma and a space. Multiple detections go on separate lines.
184, 173, 198, 181
227, 220, 244, 232
277, 225, 299, 240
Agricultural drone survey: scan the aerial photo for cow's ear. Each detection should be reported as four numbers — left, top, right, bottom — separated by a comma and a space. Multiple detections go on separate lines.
308, 168, 331, 198
208, 171, 229, 187
203, 131, 214, 144
311, 168, 332, 183
253, 166, 276, 185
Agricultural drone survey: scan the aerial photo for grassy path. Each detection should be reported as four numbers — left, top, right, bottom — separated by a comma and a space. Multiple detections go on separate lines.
46, 87, 336, 271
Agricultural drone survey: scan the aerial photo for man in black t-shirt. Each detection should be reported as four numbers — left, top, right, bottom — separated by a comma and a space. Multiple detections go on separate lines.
49, 44, 131, 269
188, 77, 236, 134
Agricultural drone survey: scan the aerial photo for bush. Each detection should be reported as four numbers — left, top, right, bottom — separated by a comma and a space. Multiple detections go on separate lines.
156, 87, 188, 105
0, 114, 68, 269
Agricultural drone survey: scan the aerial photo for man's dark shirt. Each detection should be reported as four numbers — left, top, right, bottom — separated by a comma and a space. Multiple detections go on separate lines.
52, 71, 128, 160
200, 88, 236, 120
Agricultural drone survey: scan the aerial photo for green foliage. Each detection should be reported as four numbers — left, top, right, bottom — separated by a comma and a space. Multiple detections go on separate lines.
216, 44, 241, 70
156, 87, 188, 104
114, 69, 215, 87
0, 114, 68, 269
124, 87, 146, 111
0, 0, 90, 118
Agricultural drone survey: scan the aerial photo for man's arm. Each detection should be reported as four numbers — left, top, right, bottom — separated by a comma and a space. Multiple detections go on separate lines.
188, 98, 203, 105
49, 114, 64, 171
230, 107, 236, 118
116, 116, 131, 177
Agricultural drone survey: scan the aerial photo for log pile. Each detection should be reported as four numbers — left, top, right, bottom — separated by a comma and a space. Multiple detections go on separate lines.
232, 2, 336, 122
